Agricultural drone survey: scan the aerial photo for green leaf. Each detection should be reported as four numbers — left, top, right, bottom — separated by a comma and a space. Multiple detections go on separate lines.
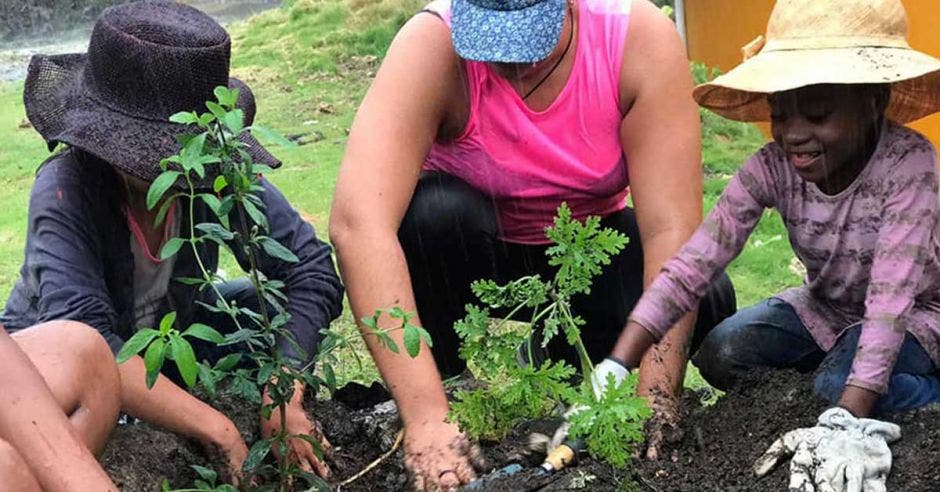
371, 328, 399, 354
243, 438, 273, 472
198, 362, 217, 399
146, 171, 181, 210
174, 276, 207, 286
169, 111, 199, 125
214, 352, 242, 372
160, 237, 185, 260
182, 323, 225, 344
249, 124, 297, 148
190, 464, 217, 483
417, 325, 433, 349
206, 101, 227, 121
199, 193, 223, 217
360, 312, 380, 329
242, 200, 268, 230
170, 334, 198, 388
158, 312, 177, 335
179, 133, 208, 174
213, 175, 229, 193
323, 364, 337, 394
214, 86, 239, 108
196, 222, 235, 244
197, 112, 216, 128
257, 236, 298, 263
116, 328, 160, 363
222, 108, 245, 134
403, 324, 422, 358
257, 361, 277, 386
153, 193, 180, 227
143, 338, 167, 389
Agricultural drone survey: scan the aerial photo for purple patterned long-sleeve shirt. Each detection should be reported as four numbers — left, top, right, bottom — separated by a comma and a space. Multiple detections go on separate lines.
631, 123, 940, 394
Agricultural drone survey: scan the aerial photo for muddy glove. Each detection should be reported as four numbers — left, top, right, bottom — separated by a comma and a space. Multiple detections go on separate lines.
530, 358, 630, 453
753, 407, 901, 492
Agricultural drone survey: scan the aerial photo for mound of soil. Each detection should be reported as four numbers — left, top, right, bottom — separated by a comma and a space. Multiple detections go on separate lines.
632, 370, 940, 492
101, 373, 940, 491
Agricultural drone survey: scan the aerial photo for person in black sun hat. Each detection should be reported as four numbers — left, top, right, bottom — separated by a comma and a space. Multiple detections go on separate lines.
3, 0, 344, 483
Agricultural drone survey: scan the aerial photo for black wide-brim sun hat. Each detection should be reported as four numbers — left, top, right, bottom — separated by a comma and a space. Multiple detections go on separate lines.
23, 0, 279, 188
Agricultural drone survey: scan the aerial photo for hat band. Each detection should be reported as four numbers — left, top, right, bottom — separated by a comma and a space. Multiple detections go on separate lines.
764, 35, 910, 53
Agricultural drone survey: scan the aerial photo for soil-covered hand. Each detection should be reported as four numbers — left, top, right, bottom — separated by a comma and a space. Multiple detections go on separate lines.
404, 420, 483, 491
753, 407, 901, 492
260, 402, 332, 478
204, 416, 250, 485
643, 390, 683, 460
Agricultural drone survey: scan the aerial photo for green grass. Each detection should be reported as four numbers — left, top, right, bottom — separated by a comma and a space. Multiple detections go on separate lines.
0, 84, 46, 290
0, 0, 801, 388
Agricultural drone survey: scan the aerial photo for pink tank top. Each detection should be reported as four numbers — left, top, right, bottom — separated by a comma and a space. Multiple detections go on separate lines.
424, 0, 632, 244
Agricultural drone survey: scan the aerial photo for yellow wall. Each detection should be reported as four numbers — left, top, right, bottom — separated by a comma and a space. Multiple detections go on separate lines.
683, 0, 940, 147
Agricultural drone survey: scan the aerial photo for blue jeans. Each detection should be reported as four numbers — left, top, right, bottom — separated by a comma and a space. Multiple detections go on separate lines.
692, 298, 940, 414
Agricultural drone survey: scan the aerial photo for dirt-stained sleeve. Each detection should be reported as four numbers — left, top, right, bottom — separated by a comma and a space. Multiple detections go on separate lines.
848, 142, 939, 394
629, 147, 778, 339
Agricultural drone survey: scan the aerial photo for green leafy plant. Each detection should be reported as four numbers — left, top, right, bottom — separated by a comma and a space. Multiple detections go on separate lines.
449, 204, 651, 466
117, 312, 225, 389
118, 86, 424, 490
566, 373, 652, 467
161, 466, 237, 492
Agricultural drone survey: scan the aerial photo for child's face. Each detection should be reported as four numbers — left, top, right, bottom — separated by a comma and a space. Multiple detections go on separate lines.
768, 84, 888, 191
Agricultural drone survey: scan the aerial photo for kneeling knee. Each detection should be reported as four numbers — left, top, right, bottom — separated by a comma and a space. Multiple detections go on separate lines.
692, 333, 742, 391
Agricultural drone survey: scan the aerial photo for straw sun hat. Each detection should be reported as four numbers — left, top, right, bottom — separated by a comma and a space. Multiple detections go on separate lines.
693, 0, 940, 123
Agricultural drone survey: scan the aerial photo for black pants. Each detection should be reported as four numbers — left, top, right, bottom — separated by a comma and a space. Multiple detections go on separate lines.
399, 172, 737, 377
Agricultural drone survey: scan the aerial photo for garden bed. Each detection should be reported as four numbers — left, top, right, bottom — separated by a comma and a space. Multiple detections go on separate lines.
101, 371, 940, 491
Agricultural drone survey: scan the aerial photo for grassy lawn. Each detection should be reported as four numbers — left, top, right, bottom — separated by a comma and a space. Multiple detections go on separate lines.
0, 0, 800, 387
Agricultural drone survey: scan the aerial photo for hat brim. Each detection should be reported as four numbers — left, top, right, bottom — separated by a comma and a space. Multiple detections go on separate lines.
694, 46, 940, 124
23, 53, 280, 189
452, 0, 566, 63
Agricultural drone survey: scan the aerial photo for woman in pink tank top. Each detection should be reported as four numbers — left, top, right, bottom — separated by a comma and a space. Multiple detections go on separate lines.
331, 0, 735, 488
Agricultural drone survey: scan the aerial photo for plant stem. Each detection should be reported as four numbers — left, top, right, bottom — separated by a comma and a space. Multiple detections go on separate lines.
559, 302, 594, 381
184, 174, 246, 335
278, 401, 289, 492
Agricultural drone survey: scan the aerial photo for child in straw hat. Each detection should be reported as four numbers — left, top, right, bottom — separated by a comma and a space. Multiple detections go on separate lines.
597, 0, 940, 489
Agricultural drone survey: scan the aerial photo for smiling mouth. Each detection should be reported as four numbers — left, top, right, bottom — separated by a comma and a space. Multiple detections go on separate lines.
788, 151, 823, 170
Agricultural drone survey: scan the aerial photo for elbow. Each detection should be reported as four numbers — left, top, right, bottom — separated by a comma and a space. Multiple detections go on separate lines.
328, 207, 357, 258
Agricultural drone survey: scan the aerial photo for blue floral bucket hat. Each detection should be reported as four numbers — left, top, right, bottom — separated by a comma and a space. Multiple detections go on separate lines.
452, 0, 567, 63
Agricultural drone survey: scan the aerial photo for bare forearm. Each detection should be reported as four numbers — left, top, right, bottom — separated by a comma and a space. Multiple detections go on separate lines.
334, 231, 450, 426
0, 333, 116, 491
610, 216, 700, 369
637, 313, 695, 397
118, 356, 237, 445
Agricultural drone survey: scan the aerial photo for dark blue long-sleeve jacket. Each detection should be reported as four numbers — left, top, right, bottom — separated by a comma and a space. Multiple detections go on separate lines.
1, 149, 344, 366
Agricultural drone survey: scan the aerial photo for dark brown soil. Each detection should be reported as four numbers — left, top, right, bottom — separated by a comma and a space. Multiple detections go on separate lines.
101, 373, 940, 491
632, 369, 940, 492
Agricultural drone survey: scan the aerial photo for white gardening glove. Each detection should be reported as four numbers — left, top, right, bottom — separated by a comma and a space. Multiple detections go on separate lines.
590, 357, 630, 400
753, 407, 901, 492
530, 358, 630, 453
